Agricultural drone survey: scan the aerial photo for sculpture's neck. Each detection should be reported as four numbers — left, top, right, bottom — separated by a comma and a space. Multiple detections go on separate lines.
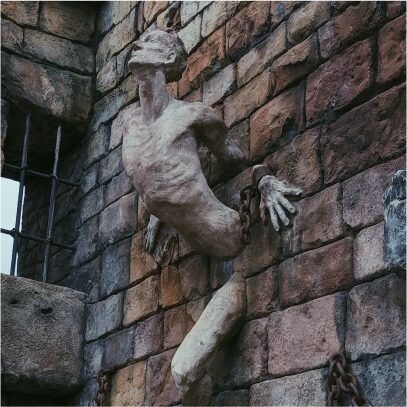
138, 68, 169, 124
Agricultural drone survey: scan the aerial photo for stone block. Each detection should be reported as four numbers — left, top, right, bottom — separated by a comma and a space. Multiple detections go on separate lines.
319, 2, 383, 59
144, 1, 168, 24
71, 378, 98, 407
98, 1, 134, 33
160, 265, 183, 308
134, 314, 163, 360
105, 170, 134, 207
264, 127, 321, 195
82, 340, 104, 380
23, 29, 94, 74
224, 69, 272, 128
203, 63, 235, 106
85, 292, 123, 341
342, 157, 405, 229
250, 83, 305, 161
346, 274, 405, 360
178, 13, 202, 54
1, 19, 23, 53
378, 14, 406, 84
110, 361, 146, 406
351, 352, 406, 406
237, 23, 286, 87
80, 187, 104, 224
270, 2, 296, 27
110, 102, 139, 150
100, 238, 131, 298
145, 349, 181, 406
123, 276, 159, 325
99, 146, 123, 185
287, 1, 330, 45
116, 42, 133, 79
79, 163, 99, 199
306, 40, 372, 126
1, 1, 39, 26
180, 1, 210, 26
73, 216, 99, 266
201, 1, 238, 38
1, 274, 85, 395
226, 2, 270, 60
212, 389, 249, 406
209, 259, 234, 290
387, 1, 406, 18
246, 267, 278, 319
96, 56, 119, 94
178, 255, 210, 301
268, 293, 346, 376
130, 231, 159, 284
250, 368, 326, 406
84, 125, 109, 169
282, 184, 345, 255
102, 327, 134, 370
271, 34, 319, 94
354, 223, 386, 281
98, 192, 138, 248
280, 238, 353, 307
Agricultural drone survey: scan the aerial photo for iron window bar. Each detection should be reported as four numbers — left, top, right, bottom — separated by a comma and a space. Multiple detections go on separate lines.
1, 113, 78, 283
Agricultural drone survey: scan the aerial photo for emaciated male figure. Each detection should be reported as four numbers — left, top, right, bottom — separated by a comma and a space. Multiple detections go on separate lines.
122, 28, 301, 404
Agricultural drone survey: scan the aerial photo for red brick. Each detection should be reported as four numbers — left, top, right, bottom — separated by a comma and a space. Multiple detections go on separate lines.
306, 39, 373, 126
318, 2, 383, 59
377, 15, 406, 84
264, 127, 321, 196
250, 84, 305, 161
270, 2, 296, 27
271, 34, 319, 94
279, 238, 354, 307
321, 85, 406, 184
224, 69, 273, 128
268, 293, 346, 376
282, 184, 345, 255
159, 265, 183, 308
226, 2, 270, 60
144, 1, 168, 24
178, 255, 210, 300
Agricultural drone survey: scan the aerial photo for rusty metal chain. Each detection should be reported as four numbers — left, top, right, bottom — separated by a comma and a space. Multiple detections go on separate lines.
239, 185, 258, 245
327, 353, 371, 407
95, 369, 109, 406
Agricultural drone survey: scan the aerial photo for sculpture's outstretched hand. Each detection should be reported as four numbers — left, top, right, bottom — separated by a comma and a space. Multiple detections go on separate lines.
258, 175, 302, 231
144, 215, 162, 252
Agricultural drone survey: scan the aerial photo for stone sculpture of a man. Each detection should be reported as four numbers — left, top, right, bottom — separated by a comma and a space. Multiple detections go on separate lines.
122, 28, 301, 404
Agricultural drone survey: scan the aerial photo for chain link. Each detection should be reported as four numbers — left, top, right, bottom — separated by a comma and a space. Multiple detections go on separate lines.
239, 185, 258, 245
327, 353, 371, 407
95, 369, 109, 406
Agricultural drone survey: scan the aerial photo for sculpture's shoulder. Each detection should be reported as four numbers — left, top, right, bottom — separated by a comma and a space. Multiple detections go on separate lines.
170, 100, 223, 127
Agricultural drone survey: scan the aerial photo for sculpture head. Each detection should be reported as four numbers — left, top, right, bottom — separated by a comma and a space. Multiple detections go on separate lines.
128, 28, 187, 82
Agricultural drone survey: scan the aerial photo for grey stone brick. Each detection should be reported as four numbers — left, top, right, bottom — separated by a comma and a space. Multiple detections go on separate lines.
83, 340, 104, 380
134, 314, 163, 360
105, 170, 134, 206
73, 216, 99, 267
102, 327, 135, 371
80, 187, 105, 224
84, 125, 110, 169
212, 389, 249, 406
99, 146, 123, 185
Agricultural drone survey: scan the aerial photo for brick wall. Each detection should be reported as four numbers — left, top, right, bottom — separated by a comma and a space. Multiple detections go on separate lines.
2, 1, 405, 406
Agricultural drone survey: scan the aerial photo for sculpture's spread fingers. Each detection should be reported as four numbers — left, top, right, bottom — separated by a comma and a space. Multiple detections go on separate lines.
278, 194, 296, 214
266, 202, 280, 231
282, 186, 303, 196
260, 198, 268, 225
274, 200, 290, 226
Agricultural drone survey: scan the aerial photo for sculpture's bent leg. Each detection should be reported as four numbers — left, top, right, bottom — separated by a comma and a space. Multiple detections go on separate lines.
171, 271, 246, 405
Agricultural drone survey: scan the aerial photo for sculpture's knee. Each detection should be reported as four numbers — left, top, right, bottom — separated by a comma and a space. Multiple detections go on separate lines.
171, 352, 197, 393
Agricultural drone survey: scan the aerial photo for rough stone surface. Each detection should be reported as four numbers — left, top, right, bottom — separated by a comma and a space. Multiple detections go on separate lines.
110, 361, 146, 406
270, 2, 296, 27
306, 40, 372, 126
342, 157, 405, 229
85, 125, 109, 169
387, 1, 405, 19
80, 187, 104, 224
160, 265, 183, 308
201, 1, 238, 38
354, 223, 386, 281
134, 314, 163, 360
99, 146, 123, 185
180, 1, 210, 26
1, 1, 39, 26
123, 275, 159, 325
73, 216, 99, 266
105, 170, 134, 206
82, 340, 104, 381
346, 274, 406, 360
110, 102, 138, 150
212, 389, 249, 406
322, 86, 406, 184
268, 293, 346, 376
178, 255, 210, 301
178, 14, 202, 54
203, 63, 235, 106
144, 1, 168, 25
1, 274, 85, 394
250, 84, 305, 160
130, 231, 159, 283
282, 184, 345, 255
85, 292, 123, 341
1, 19, 23, 53
250, 368, 327, 406
98, 1, 134, 34
102, 327, 134, 370
280, 238, 353, 307
96, 56, 119, 94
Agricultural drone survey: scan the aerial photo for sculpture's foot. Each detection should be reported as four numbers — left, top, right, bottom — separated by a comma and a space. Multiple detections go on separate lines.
171, 270, 246, 406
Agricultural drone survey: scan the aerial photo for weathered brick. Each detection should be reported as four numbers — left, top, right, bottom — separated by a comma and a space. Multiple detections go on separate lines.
246, 267, 278, 319
224, 69, 272, 128
184, 87, 203, 103
178, 255, 210, 300
250, 368, 327, 406
80, 187, 104, 223
145, 349, 181, 406
270, 2, 296, 27
79, 163, 98, 199
86, 293, 123, 341
377, 14, 406, 84
201, 1, 238, 38
137, 198, 151, 230
1, 1, 39, 26
342, 157, 405, 229
226, 2, 270, 60
71, 378, 98, 406
237, 23, 286, 87
100, 238, 131, 298
99, 146, 123, 185
282, 184, 345, 255
73, 216, 99, 266
105, 170, 134, 206
96, 56, 118, 94
280, 238, 353, 307
322, 87, 405, 184
271, 34, 319, 94
306, 40, 373, 126
83, 341, 104, 380
160, 265, 183, 308
178, 14, 202, 54
110, 102, 138, 151
250, 83, 304, 161
98, 1, 134, 33
180, 1, 211, 26
319, 2, 383, 59
144, 1, 168, 24
203, 63, 235, 106
84, 125, 109, 169
134, 314, 163, 360
1, 19, 23, 53
354, 223, 386, 282
264, 127, 321, 195
116, 42, 133, 79
213, 389, 249, 406
110, 361, 146, 406
387, 1, 405, 18
268, 293, 346, 376
287, 1, 330, 44
346, 274, 405, 360
98, 192, 138, 247
351, 352, 406, 406
102, 327, 134, 370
